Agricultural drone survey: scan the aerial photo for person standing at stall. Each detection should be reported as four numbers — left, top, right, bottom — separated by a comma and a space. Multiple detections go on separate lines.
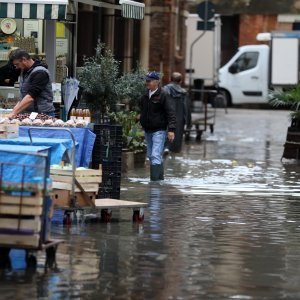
139, 71, 176, 181
7, 49, 55, 119
0, 47, 20, 87
163, 72, 191, 153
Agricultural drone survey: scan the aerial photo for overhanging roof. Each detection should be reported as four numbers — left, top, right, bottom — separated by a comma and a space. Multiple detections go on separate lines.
0, 0, 68, 20
73, 0, 145, 20
120, 0, 144, 20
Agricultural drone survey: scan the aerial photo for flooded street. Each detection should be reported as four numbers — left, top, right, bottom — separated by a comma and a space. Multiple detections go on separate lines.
2, 108, 300, 299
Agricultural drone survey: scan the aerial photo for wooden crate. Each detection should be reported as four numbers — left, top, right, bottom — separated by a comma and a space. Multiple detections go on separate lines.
0, 193, 43, 216
0, 192, 44, 248
0, 234, 39, 248
52, 189, 96, 208
50, 168, 102, 191
50, 167, 101, 208
0, 217, 41, 232
0, 124, 19, 139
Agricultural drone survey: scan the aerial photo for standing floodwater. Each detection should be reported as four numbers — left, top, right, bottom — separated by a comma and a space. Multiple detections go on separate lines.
1, 109, 300, 300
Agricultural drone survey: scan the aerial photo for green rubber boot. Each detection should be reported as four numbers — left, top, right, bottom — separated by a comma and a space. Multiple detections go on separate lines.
159, 163, 164, 180
150, 164, 161, 181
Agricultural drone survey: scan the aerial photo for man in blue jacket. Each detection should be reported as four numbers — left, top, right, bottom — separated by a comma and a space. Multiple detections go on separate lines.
139, 71, 176, 181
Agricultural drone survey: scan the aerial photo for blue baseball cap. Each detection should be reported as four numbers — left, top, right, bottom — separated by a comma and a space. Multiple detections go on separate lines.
145, 71, 160, 81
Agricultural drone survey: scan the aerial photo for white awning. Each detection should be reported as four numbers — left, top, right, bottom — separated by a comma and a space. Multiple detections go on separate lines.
119, 0, 144, 20
0, 0, 68, 20
73, 0, 144, 20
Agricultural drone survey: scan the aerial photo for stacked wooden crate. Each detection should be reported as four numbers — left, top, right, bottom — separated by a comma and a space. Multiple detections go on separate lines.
0, 191, 44, 248
0, 124, 19, 139
50, 167, 102, 208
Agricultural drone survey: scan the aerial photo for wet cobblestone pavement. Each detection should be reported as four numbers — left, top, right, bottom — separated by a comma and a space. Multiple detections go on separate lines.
2, 108, 300, 300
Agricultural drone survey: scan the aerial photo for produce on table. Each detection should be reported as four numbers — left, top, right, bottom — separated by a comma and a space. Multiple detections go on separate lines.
0, 113, 90, 127
16, 113, 54, 122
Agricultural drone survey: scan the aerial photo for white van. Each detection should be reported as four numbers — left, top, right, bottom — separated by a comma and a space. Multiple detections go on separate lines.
218, 31, 300, 105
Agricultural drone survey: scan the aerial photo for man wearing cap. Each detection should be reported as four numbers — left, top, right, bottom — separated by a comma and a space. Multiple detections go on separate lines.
139, 71, 176, 181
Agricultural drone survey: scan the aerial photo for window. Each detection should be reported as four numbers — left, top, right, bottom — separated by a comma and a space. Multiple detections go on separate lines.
231, 51, 259, 73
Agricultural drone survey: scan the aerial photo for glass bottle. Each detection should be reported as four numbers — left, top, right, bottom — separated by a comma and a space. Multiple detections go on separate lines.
70, 108, 77, 120
76, 108, 83, 120
84, 109, 91, 124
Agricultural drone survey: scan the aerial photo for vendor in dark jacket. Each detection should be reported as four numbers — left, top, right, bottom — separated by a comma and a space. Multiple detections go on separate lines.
139, 71, 176, 181
0, 61, 20, 86
7, 49, 55, 119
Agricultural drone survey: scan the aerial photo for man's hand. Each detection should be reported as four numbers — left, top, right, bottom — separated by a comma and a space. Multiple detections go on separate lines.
167, 131, 175, 142
7, 112, 16, 120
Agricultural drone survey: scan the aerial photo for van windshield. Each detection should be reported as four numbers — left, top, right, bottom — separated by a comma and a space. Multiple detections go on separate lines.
231, 52, 259, 73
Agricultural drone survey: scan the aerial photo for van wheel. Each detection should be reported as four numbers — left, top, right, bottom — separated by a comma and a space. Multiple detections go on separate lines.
218, 90, 232, 107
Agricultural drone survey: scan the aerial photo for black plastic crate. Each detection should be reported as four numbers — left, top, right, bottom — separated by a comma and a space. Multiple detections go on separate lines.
101, 157, 122, 164
93, 146, 122, 159
92, 156, 122, 166
102, 168, 121, 178
98, 187, 120, 199
91, 161, 122, 171
93, 144, 123, 152
98, 192, 120, 199
93, 124, 122, 137
101, 176, 121, 187
94, 136, 123, 148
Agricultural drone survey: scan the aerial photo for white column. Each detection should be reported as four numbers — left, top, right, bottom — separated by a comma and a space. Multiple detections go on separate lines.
123, 19, 133, 72
139, 0, 151, 69
44, 20, 56, 82
104, 8, 115, 51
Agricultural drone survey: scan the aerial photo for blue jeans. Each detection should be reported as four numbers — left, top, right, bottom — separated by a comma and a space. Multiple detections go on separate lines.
145, 130, 166, 165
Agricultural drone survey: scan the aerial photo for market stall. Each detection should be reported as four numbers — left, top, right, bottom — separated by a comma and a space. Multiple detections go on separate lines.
0, 147, 63, 268
19, 125, 95, 167
0, 136, 77, 164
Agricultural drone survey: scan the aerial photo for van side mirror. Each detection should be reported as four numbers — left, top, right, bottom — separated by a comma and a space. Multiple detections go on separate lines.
229, 63, 238, 74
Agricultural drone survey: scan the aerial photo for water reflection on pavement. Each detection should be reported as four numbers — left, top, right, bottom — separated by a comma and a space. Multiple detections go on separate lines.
1, 109, 300, 299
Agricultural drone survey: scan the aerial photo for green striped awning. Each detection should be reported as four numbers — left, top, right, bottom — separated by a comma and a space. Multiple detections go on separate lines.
0, 0, 68, 20
119, 0, 144, 20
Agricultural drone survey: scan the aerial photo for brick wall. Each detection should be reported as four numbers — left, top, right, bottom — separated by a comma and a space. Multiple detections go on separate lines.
239, 14, 277, 46
149, 0, 187, 84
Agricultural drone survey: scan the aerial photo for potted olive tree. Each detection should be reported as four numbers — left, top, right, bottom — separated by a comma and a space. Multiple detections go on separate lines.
269, 85, 300, 159
109, 111, 147, 170
115, 66, 146, 111
78, 42, 119, 123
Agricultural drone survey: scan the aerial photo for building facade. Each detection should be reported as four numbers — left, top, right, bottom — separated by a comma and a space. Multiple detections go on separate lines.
190, 0, 300, 65
76, 0, 189, 84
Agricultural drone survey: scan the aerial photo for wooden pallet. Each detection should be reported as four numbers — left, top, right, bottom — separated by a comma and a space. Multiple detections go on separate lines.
95, 198, 147, 209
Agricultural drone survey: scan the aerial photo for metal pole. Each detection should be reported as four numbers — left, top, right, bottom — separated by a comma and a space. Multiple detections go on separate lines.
188, 0, 209, 91
213, 14, 221, 86
73, 0, 79, 78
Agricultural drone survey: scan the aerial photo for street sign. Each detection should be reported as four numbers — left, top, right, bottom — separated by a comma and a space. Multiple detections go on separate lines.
197, 21, 215, 31
197, 1, 215, 21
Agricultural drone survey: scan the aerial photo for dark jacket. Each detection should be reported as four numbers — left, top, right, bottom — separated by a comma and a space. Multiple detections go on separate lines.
19, 60, 54, 113
0, 62, 20, 86
163, 82, 191, 128
139, 87, 176, 132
